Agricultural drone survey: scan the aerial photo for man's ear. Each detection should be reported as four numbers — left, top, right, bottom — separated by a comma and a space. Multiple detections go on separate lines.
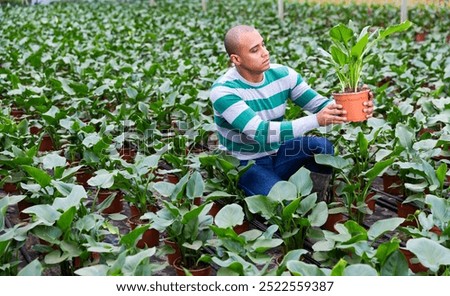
230, 54, 240, 66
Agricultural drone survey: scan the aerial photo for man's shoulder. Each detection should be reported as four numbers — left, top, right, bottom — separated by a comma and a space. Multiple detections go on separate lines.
211, 68, 241, 89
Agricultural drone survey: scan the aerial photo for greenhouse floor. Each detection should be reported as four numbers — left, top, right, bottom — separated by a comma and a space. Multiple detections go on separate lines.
3, 177, 404, 276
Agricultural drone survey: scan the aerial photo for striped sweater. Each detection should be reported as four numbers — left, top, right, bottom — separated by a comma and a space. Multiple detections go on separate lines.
210, 63, 332, 160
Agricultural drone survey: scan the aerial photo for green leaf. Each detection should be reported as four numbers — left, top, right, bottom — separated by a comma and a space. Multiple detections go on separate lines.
308, 201, 328, 227
23, 205, 61, 225
314, 154, 352, 171
407, 238, 450, 272
56, 206, 76, 234
267, 181, 297, 202
122, 248, 156, 276
186, 171, 204, 199
22, 165, 52, 188
215, 204, 244, 229
75, 265, 109, 276
343, 264, 378, 276
17, 259, 43, 276
367, 217, 404, 241
330, 23, 353, 44
288, 167, 313, 196
120, 225, 150, 248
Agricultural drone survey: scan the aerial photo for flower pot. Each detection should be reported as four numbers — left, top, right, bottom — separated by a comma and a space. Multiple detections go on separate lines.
208, 202, 222, 217
332, 89, 370, 122
75, 167, 93, 188
17, 199, 33, 220
382, 173, 403, 196
164, 239, 182, 265
233, 220, 250, 234
172, 257, 212, 276
128, 214, 160, 248
365, 192, 376, 212
2, 182, 19, 194
415, 32, 427, 42
397, 201, 418, 227
39, 134, 55, 152
166, 173, 179, 184
10, 107, 25, 119
400, 248, 428, 273
97, 190, 123, 214
322, 212, 347, 232
129, 204, 158, 218
119, 147, 137, 163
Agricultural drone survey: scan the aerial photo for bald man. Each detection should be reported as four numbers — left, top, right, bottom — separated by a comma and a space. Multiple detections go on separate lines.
209, 25, 373, 198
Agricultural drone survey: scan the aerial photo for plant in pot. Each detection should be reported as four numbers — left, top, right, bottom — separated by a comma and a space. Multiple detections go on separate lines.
319, 20, 412, 122
145, 201, 214, 276
244, 167, 328, 256
315, 126, 398, 224
311, 217, 409, 275
119, 154, 162, 249
202, 203, 305, 276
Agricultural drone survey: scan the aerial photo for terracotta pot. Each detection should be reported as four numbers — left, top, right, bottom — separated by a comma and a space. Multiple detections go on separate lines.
17, 199, 33, 220
164, 239, 182, 265
397, 201, 418, 227
166, 174, 179, 184
29, 126, 41, 135
75, 167, 93, 187
208, 202, 222, 217
365, 192, 376, 212
233, 220, 250, 234
382, 173, 404, 196
322, 212, 347, 232
10, 107, 25, 119
193, 197, 202, 206
415, 32, 427, 42
332, 89, 370, 122
129, 204, 158, 218
173, 257, 212, 276
3, 182, 19, 194
97, 190, 123, 214
39, 134, 55, 152
128, 214, 160, 248
400, 248, 428, 273
119, 147, 137, 163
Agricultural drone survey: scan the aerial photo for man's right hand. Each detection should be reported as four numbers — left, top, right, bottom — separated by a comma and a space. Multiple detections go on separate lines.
316, 103, 347, 126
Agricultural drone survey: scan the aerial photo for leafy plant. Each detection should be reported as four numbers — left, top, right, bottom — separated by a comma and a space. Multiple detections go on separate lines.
320, 20, 412, 92
245, 167, 328, 255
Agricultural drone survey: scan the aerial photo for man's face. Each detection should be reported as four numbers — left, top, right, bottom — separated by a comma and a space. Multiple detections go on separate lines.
233, 30, 270, 74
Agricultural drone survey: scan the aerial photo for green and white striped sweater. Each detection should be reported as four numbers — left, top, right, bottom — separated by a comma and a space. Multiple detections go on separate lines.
210, 63, 332, 160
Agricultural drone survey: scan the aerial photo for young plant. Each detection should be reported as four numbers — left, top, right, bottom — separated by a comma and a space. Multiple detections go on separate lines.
320, 20, 412, 92
244, 167, 328, 255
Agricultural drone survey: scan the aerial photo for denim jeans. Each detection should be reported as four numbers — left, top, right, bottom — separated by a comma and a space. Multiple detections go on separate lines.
238, 136, 333, 196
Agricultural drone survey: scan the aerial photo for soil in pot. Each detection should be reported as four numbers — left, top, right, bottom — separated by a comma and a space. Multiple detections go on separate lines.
172, 257, 212, 276
332, 89, 370, 122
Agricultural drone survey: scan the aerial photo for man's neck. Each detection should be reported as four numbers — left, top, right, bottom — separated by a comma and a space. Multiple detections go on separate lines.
236, 68, 264, 84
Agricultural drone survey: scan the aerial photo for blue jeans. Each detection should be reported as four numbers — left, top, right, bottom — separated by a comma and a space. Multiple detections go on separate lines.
238, 137, 333, 196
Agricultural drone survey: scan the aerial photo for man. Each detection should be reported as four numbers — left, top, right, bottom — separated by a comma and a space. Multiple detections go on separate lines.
209, 25, 373, 198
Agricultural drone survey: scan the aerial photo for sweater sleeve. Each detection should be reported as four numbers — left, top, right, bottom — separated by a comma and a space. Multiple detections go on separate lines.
211, 88, 319, 145
288, 67, 332, 113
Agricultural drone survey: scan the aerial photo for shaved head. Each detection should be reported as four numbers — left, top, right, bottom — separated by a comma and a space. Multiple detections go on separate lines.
224, 25, 256, 56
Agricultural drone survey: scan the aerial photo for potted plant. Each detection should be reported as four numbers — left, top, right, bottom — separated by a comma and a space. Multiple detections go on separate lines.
319, 20, 412, 122
244, 167, 328, 256
315, 126, 397, 224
